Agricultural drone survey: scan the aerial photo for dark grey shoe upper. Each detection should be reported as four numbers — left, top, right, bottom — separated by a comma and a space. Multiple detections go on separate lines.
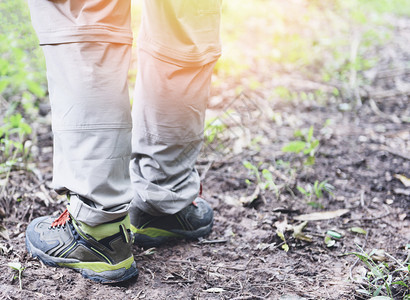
26, 214, 134, 266
26, 216, 77, 258
130, 197, 214, 248
130, 197, 213, 233
176, 197, 214, 231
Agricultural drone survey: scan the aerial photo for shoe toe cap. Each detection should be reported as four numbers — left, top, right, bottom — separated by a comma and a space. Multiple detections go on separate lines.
26, 216, 65, 254
188, 197, 213, 227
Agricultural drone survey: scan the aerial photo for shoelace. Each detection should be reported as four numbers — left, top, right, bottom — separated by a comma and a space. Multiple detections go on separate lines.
50, 209, 80, 241
191, 183, 204, 207
50, 209, 70, 228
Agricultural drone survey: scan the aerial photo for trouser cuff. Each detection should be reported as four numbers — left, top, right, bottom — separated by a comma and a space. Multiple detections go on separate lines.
68, 195, 129, 227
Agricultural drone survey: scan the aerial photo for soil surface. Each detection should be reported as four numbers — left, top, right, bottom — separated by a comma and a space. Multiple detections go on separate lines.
1, 16, 409, 300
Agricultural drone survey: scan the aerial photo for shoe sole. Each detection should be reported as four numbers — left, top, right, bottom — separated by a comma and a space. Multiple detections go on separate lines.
133, 219, 213, 248
26, 236, 139, 284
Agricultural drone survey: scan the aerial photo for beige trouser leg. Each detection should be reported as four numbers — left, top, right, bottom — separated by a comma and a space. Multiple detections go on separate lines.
28, 0, 221, 225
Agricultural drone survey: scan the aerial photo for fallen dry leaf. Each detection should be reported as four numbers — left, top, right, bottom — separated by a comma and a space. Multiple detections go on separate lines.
393, 188, 410, 196
394, 174, 410, 187
203, 288, 226, 293
292, 221, 313, 242
0, 225, 10, 241
274, 216, 288, 233
294, 209, 349, 221
240, 185, 261, 206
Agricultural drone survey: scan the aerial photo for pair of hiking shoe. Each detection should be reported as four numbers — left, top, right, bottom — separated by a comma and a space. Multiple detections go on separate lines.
25, 197, 213, 283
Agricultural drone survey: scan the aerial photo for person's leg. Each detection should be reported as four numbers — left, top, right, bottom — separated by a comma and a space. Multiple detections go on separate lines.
44, 42, 133, 225
28, 0, 134, 226
25, 0, 138, 283
129, 0, 222, 247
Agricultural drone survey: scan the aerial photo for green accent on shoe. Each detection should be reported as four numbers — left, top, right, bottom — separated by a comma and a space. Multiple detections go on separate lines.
59, 256, 135, 273
131, 226, 183, 238
59, 243, 76, 258
90, 247, 110, 264
129, 197, 214, 248
130, 224, 137, 233
175, 215, 185, 229
76, 215, 131, 241
120, 224, 129, 243
72, 221, 89, 240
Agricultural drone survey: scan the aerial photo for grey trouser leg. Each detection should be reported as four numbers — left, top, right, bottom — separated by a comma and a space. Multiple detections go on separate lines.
129, 0, 222, 215
42, 43, 133, 226
28, 0, 133, 226
130, 52, 217, 215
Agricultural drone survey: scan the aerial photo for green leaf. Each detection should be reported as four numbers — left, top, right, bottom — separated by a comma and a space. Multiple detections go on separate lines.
19, 122, 32, 135
391, 281, 408, 288
0, 79, 9, 93
276, 230, 289, 252
261, 169, 272, 180
307, 126, 314, 143
0, 58, 10, 76
282, 243, 289, 252
282, 141, 306, 153
27, 80, 45, 98
243, 160, 253, 170
326, 230, 343, 239
8, 262, 22, 271
314, 180, 321, 198
293, 129, 303, 138
297, 186, 308, 196
276, 230, 286, 242
311, 139, 320, 149
350, 227, 367, 235
305, 156, 315, 166
324, 235, 336, 247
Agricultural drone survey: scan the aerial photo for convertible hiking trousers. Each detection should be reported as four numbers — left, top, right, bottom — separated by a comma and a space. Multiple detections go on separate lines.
27, 0, 222, 226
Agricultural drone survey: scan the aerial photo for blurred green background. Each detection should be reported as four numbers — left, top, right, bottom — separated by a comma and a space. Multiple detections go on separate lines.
0, 0, 409, 175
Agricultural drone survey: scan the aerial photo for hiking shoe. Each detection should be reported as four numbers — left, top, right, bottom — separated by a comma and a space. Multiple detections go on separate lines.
25, 209, 138, 284
130, 197, 213, 248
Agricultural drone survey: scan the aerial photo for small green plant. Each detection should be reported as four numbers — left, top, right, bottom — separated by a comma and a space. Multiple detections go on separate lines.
0, 0, 46, 100
204, 116, 226, 145
313, 180, 334, 199
276, 229, 289, 252
0, 113, 33, 196
297, 180, 334, 208
0, 113, 32, 166
249, 135, 263, 152
203, 110, 236, 152
243, 161, 279, 198
8, 261, 25, 290
348, 246, 410, 299
282, 126, 319, 165
243, 160, 261, 184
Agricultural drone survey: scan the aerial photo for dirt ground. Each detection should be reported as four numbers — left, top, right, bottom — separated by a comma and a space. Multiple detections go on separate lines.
1, 14, 409, 300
